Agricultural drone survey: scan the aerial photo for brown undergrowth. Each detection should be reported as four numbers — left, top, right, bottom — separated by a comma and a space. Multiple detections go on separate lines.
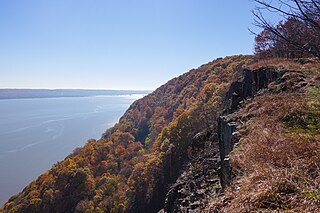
246, 58, 320, 74
207, 89, 320, 212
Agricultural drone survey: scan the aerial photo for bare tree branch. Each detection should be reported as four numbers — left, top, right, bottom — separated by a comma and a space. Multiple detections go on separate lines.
252, 0, 320, 58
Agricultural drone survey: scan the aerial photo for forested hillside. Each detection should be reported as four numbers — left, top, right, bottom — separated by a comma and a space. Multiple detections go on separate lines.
3, 55, 319, 213
2, 55, 253, 212
2, 0, 320, 212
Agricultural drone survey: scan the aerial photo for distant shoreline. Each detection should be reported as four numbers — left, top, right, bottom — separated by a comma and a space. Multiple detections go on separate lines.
0, 89, 152, 100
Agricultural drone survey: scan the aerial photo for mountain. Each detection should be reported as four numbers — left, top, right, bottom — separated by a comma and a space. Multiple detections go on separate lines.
0, 89, 151, 100
1, 55, 319, 212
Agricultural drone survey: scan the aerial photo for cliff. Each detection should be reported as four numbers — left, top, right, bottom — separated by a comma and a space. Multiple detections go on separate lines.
2, 56, 319, 213
205, 62, 320, 212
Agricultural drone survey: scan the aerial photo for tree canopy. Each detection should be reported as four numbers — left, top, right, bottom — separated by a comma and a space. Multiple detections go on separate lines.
253, 0, 320, 58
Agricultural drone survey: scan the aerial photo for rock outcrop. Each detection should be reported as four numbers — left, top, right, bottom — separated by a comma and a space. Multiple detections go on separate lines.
219, 67, 310, 189
226, 67, 283, 112
162, 132, 220, 213
160, 67, 285, 212
219, 67, 284, 188
161, 66, 312, 212
218, 115, 238, 188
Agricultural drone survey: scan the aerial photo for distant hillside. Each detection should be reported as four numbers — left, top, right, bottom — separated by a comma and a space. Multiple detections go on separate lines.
0, 89, 151, 99
2, 56, 319, 213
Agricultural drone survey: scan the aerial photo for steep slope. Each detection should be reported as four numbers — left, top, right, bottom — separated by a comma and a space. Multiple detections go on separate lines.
161, 59, 319, 212
206, 60, 320, 212
1, 55, 252, 213
2, 56, 319, 213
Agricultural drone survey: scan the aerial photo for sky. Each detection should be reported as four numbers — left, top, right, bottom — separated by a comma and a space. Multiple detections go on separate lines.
0, 0, 281, 90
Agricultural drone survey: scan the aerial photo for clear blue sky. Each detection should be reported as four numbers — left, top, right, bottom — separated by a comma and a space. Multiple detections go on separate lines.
0, 0, 280, 90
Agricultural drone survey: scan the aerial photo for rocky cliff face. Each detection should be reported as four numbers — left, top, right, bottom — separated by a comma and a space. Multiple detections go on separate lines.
219, 66, 313, 189
219, 67, 285, 188
162, 131, 220, 213
226, 67, 283, 112
161, 65, 314, 212
218, 116, 238, 188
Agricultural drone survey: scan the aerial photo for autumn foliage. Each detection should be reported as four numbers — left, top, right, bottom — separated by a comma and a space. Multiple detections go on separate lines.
253, 0, 320, 59
1, 55, 253, 213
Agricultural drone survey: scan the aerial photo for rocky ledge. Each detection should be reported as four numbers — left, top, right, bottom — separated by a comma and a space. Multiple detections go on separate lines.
160, 66, 311, 213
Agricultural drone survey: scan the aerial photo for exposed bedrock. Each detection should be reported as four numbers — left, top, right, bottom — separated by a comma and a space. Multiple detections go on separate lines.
161, 67, 309, 212
219, 67, 309, 188
219, 67, 284, 188
227, 67, 283, 112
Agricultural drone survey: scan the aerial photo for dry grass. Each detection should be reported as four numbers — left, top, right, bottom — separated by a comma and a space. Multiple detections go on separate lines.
206, 91, 320, 212
246, 58, 303, 71
246, 58, 320, 75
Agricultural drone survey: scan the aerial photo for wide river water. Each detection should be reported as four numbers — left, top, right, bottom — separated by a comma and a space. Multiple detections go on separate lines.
0, 95, 143, 205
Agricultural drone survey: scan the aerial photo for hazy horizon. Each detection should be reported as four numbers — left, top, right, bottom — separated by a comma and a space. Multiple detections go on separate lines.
0, 1, 281, 90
